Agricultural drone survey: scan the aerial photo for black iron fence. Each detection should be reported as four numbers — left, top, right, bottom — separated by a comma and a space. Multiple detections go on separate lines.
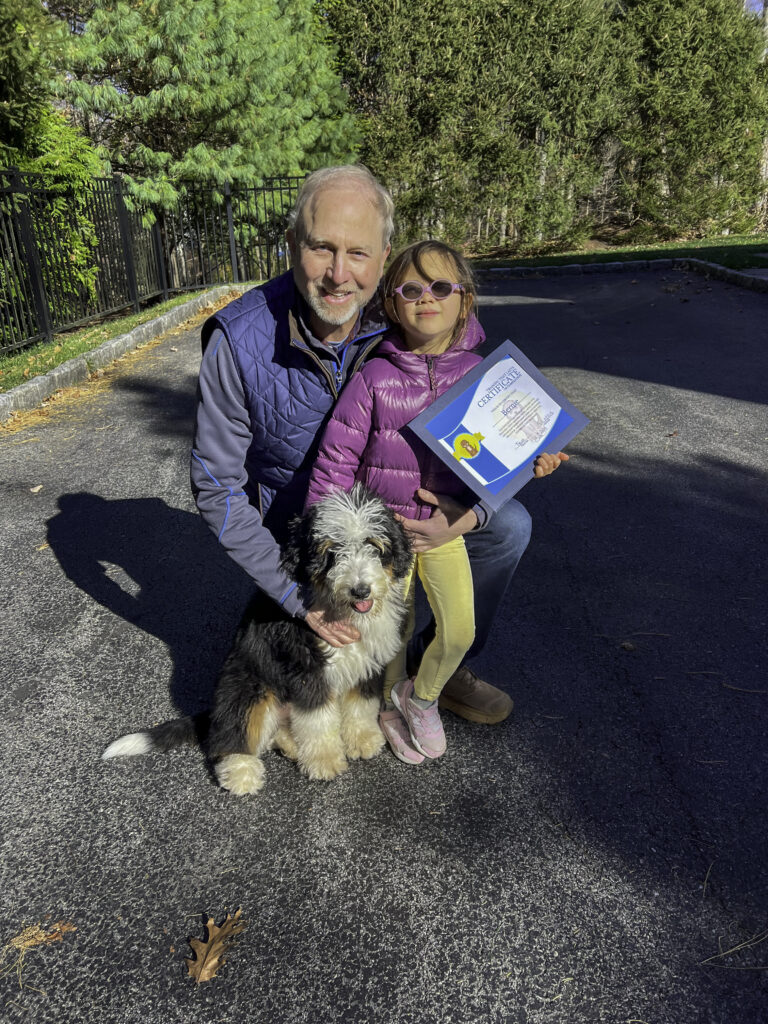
0, 169, 304, 355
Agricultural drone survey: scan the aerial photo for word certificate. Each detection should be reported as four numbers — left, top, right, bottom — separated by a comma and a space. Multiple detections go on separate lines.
408, 339, 589, 510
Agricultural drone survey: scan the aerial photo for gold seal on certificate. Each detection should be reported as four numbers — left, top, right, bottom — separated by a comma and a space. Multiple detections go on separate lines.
408, 340, 589, 510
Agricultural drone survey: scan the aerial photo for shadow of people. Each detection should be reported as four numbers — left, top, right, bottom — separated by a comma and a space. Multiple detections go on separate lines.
47, 493, 253, 715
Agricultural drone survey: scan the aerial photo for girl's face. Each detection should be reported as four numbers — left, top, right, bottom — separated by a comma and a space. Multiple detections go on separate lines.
390, 254, 469, 354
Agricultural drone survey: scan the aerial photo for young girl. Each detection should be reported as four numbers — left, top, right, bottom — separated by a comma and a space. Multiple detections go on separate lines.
306, 240, 563, 764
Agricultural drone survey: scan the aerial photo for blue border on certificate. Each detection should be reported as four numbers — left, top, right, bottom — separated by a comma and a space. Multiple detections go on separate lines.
407, 339, 590, 510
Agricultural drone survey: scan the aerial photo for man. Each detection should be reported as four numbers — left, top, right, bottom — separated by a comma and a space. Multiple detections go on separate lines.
191, 164, 551, 725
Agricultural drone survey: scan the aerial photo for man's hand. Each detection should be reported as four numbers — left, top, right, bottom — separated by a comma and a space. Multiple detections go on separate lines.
533, 451, 569, 478
305, 606, 360, 648
395, 489, 478, 553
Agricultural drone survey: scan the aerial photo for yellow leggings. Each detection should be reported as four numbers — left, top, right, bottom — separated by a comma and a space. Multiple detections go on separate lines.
383, 535, 475, 704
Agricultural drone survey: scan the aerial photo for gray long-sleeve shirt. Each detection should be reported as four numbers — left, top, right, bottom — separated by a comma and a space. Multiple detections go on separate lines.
191, 327, 310, 616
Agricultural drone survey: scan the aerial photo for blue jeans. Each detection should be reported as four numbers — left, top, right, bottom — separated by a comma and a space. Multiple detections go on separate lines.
409, 497, 532, 668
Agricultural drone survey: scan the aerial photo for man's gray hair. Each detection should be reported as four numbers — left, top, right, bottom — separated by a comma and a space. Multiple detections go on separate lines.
287, 165, 394, 248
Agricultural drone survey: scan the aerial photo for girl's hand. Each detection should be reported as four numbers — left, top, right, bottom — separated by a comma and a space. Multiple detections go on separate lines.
395, 489, 477, 553
533, 452, 569, 478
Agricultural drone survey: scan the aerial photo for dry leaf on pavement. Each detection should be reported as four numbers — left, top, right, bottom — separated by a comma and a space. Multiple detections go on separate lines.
0, 920, 77, 989
186, 909, 245, 983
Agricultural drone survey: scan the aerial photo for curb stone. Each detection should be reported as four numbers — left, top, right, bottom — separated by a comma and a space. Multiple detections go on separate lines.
476, 255, 768, 293
3, 257, 766, 422
0, 282, 252, 423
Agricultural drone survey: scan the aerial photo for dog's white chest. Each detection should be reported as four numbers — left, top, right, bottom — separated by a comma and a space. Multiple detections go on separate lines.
322, 614, 403, 696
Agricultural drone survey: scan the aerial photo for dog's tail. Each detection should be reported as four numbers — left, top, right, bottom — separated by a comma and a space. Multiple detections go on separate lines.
102, 713, 209, 760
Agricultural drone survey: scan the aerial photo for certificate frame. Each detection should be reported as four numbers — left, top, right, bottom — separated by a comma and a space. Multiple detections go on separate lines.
407, 339, 590, 510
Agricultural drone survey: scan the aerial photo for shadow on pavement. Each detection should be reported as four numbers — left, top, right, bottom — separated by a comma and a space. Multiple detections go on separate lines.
472, 449, 767, 920
46, 492, 253, 716
478, 277, 768, 405
112, 375, 201, 440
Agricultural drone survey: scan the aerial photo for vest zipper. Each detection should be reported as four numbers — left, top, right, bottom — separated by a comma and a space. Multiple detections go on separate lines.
289, 338, 338, 398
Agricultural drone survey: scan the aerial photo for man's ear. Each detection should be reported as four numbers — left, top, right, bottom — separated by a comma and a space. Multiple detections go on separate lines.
286, 228, 298, 262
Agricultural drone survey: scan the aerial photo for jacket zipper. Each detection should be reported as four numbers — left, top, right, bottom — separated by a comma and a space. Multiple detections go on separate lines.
427, 356, 437, 398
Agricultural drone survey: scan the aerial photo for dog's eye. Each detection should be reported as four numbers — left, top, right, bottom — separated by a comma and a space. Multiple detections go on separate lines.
365, 538, 386, 557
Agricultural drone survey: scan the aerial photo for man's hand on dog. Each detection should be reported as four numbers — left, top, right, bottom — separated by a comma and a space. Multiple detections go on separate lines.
306, 607, 360, 647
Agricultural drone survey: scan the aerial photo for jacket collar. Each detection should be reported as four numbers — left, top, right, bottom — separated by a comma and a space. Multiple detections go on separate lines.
376, 313, 486, 360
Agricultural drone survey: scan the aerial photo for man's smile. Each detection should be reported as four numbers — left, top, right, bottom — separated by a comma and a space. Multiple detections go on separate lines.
319, 287, 355, 303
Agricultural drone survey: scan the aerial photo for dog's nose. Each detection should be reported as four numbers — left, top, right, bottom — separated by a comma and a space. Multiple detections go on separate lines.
350, 584, 371, 600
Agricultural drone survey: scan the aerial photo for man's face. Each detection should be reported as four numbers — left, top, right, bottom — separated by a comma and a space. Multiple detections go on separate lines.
288, 186, 390, 343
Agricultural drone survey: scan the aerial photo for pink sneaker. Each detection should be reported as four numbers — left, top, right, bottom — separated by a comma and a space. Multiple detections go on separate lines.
379, 709, 425, 765
391, 679, 447, 759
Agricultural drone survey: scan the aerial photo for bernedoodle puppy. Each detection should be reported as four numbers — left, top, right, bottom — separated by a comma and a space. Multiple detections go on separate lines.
103, 485, 412, 795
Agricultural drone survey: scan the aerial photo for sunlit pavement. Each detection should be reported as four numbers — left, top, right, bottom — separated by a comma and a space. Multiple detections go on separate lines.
1, 266, 766, 1023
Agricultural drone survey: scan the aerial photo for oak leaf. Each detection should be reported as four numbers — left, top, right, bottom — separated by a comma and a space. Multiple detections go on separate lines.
186, 910, 245, 983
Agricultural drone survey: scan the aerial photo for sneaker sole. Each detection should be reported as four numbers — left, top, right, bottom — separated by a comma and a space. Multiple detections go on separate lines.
437, 695, 514, 725
390, 747, 425, 766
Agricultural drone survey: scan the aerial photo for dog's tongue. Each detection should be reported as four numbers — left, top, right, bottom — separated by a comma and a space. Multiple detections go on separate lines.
354, 599, 374, 613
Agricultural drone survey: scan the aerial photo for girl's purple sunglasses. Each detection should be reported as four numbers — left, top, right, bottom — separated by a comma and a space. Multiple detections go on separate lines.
393, 279, 464, 302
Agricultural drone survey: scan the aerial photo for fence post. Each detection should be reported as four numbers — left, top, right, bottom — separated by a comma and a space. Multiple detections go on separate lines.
113, 174, 140, 312
151, 210, 169, 301
8, 167, 54, 343
224, 182, 239, 284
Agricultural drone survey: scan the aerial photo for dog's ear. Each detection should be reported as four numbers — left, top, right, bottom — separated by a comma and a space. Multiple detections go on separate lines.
388, 517, 414, 579
305, 537, 336, 582
281, 511, 313, 585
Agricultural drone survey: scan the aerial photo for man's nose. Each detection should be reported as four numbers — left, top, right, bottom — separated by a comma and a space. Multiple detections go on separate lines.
326, 254, 349, 284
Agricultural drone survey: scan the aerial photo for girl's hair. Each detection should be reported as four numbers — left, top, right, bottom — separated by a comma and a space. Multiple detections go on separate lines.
383, 239, 477, 345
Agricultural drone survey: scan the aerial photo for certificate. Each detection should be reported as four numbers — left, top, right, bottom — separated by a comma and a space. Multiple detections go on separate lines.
408, 339, 589, 510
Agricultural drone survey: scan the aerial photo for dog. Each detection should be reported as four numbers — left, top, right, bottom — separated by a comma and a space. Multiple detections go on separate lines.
102, 485, 413, 795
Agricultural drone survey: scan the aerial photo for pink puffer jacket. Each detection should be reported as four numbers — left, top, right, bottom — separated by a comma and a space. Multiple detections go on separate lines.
306, 315, 485, 520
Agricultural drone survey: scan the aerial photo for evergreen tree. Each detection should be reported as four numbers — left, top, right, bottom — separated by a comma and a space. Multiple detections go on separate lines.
60, 0, 359, 204
0, 1, 105, 313
321, 0, 622, 246
617, 0, 768, 235
465, 0, 623, 244
0, 0, 67, 160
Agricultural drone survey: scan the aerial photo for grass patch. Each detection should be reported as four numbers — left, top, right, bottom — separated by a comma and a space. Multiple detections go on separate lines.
470, 234, 768, 271
0, 288, 220, 393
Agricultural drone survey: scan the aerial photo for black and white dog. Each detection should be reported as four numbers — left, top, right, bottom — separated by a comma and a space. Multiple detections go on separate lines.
103, 485, 412, 795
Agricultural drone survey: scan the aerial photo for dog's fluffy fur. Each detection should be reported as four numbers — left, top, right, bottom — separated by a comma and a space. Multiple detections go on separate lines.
103, 485, 412, 795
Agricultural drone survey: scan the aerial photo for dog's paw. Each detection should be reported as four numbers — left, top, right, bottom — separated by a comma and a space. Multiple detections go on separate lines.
215, 754, 266, 796
300, 749, 349, 781
272, 726, 299, 761
344, 726, 386, 761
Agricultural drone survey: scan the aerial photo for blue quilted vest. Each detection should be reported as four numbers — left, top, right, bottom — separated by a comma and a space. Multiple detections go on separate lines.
201, 271, 386, 531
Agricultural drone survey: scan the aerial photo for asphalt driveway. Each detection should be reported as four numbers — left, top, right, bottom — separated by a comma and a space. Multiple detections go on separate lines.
1, 265, 766, 1023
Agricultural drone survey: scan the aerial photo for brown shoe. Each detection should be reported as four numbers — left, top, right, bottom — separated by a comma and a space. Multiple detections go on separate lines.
438, 667, 513, 724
